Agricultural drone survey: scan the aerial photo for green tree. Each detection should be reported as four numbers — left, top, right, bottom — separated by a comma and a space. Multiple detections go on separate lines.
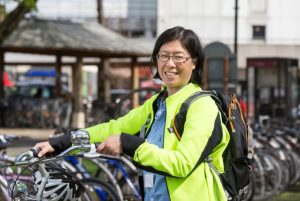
0, 0, 37, 97
0, 0, 37, 44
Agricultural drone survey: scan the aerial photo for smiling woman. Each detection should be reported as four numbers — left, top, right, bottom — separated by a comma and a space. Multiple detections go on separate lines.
34, 26, 230, 201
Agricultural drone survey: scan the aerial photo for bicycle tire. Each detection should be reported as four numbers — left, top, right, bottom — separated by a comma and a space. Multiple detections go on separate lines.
114, 87, 159, 117
254, 152, 282, 201
83, 158, 124, 200
242, 170, 255, 201
118, 170, 141, 201
0, 177, 10, 201
93, 158, 141, 201
252, 152, 265, 199
81, 178, 120, 201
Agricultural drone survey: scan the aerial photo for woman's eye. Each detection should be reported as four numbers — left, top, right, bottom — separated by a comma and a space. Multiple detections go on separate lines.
174, 56, 184, 61
160, 55, 169, 60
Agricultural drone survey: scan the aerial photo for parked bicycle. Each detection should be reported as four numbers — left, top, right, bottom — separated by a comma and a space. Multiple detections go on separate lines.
53, 128, 142, 201
0, 131, 121, 201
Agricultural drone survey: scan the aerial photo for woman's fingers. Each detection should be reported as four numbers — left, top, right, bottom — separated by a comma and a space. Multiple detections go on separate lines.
96, 142, 104, 153
34, 141, 54, 157
96, 135, 122, 156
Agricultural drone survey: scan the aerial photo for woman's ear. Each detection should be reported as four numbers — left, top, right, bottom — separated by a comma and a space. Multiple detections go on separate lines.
191, 59, 196, 70
150, 59, 161, 79
192, 58, 198, 65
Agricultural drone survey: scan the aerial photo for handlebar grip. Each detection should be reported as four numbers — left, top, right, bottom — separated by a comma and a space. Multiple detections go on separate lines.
14, 148, 41, 162
30, 148, 40, 158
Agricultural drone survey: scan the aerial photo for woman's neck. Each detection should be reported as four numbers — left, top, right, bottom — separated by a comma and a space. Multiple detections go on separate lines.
166, 84, 188, 96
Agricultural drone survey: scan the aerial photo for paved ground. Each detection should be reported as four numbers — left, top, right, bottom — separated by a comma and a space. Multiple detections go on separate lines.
0, 128, 55, 140
269, 183, 300, 201
0, 128, 55, 155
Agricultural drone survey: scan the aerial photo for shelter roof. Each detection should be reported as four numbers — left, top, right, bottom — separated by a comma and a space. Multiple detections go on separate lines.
0, 19, 153, 57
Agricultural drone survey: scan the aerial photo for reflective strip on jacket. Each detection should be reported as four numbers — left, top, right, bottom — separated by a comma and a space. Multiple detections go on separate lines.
86, 83, 230, 201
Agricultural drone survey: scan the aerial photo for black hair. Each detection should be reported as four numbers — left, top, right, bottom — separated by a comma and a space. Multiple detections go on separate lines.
151, 26, 205, 86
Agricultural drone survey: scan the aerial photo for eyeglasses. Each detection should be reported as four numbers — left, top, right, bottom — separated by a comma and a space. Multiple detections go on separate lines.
156, 54, 192, 64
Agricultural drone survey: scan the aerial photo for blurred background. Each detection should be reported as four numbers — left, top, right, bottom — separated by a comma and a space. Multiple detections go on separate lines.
0, 1, 300, 200
0, 0, 299, 129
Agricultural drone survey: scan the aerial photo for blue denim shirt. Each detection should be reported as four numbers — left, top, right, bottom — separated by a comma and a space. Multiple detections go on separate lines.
144, 97, 170, 201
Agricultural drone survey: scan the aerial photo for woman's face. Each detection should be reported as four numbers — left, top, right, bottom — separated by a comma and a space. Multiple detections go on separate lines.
157, 39, 195, 96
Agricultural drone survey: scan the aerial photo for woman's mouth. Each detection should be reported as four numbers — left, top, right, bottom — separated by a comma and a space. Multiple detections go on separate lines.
165, 72, 178, 76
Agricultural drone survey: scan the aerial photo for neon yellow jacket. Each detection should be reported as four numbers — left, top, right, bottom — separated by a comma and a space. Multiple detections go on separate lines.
86, 83, 230, 201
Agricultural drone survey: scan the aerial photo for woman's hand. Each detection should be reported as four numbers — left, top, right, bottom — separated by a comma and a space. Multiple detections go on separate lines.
34, 141, 55, 157
96, 135, 122, 156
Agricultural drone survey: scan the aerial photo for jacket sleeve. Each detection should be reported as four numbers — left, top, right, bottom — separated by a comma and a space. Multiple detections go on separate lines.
48, 132, 72, 155
85, 96, 155, 143
130, 97, 229, 178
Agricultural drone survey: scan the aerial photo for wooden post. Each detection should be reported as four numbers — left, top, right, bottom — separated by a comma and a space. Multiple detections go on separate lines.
0, 51, 4, 98
102, 58, 111, 103
71, 64, 76, 98
55, 55, 62, 97
71, 56, 85, 128
131, 57, 139, 107
97, 58, 105, 101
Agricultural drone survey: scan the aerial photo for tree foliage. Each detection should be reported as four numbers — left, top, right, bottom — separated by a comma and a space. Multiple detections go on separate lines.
0, 0, 38, 44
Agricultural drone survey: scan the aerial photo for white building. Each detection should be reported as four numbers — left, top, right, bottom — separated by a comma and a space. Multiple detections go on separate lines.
6, 0, 300, 70
158, 0, 300, 69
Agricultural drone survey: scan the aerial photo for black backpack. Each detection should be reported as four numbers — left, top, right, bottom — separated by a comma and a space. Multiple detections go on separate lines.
172, 90, 252, 201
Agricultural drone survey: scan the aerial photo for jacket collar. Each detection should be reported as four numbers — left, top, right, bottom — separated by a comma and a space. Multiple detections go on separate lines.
165, 83, 202, 103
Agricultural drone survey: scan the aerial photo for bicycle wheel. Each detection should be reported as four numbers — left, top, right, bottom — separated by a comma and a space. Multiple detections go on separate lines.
114, 87, 159, 117
0, 178, 10, 201
81, 178, 120, 201
242, 170, 255, 201
82, 158, 123, 200
93, 158, 141, 201
254, 151, 282, 201
118, 170, 141, 201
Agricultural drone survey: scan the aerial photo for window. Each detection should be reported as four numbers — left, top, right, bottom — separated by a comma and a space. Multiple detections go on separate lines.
252, 25, 266, 40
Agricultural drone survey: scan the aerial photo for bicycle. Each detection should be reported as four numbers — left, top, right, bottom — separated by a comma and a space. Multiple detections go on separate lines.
0, 131, 121, 201
0, 134, 35, 201
53, 128, 142, 201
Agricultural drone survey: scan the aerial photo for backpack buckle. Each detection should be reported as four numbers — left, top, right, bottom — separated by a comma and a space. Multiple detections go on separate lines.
204, 157, 213, 163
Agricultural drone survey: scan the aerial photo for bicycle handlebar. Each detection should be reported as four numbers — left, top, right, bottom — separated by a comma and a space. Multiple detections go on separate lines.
0, 134, 21, 151
0, 134, 20, 143
13, 144, 90, 166
11, 129, 129, 167
12, 143, 123, 166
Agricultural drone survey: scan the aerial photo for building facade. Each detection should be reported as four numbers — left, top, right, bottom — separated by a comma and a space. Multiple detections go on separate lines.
157, 0, 300, 69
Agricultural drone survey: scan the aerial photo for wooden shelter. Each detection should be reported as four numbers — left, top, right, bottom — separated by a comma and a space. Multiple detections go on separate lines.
0, 18, 153, 128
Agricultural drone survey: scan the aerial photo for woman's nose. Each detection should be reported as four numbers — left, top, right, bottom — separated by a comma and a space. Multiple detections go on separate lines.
165, 57, 176, 66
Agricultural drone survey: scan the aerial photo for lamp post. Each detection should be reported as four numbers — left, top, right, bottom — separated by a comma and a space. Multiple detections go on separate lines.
234, 0, 238, 55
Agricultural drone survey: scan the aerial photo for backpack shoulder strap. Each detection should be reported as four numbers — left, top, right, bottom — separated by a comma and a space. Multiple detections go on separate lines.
171, 90, 225, 176
173, 90, 216, 141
